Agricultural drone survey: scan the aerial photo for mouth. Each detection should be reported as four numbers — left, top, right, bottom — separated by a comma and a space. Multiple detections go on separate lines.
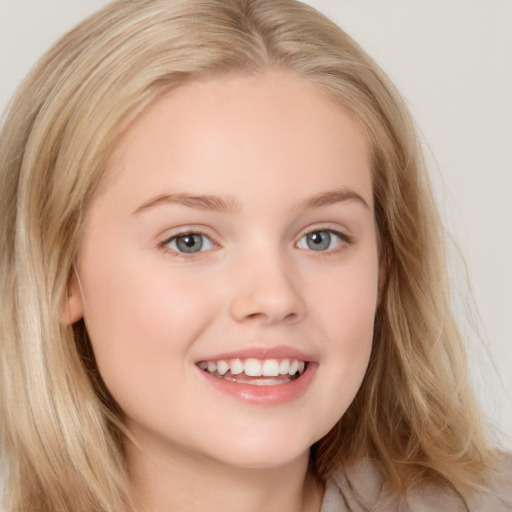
196, 358, 307, 386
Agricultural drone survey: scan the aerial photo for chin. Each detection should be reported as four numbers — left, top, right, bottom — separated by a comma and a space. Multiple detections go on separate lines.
210, 447, 311, 471
195, 429, 317, 471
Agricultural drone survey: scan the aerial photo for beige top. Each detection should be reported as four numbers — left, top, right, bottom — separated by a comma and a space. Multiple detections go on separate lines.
320, 454, 512, 511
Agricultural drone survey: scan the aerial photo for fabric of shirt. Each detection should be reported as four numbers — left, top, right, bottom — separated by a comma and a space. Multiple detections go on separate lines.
320, 453, 512, 511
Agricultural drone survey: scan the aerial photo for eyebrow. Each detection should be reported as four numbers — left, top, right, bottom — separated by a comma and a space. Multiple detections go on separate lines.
299, 189, 370, 211
132, 187, 370, 215
133, 193, 241, 215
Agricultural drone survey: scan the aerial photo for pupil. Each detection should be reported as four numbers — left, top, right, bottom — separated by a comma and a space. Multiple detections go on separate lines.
307, 231, 330, 251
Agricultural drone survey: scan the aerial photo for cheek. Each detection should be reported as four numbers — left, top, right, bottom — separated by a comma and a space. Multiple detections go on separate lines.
308, 250, 379, 341
79, 252, 220, 405
306, 254, 378, 421
330, 264, 377, 366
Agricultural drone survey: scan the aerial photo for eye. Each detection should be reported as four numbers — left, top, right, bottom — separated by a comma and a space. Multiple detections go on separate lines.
164, 232, 215, 254
296, 229, 345, 252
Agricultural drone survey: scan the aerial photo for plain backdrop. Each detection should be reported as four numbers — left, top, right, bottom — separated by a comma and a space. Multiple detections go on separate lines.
0, 0, 511, 448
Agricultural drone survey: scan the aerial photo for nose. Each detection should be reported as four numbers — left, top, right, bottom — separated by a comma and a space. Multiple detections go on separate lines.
228, 251, 306, 325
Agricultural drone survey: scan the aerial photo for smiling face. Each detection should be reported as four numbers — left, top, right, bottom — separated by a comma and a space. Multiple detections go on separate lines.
67, 69, 380, 472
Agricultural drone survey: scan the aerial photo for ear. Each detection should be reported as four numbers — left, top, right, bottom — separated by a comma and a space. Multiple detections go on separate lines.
60, 270, 84, 325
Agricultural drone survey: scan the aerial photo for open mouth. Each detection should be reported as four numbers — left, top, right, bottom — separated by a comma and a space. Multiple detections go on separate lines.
196, 358, 307, 386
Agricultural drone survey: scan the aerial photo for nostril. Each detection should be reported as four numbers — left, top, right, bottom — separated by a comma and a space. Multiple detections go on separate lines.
244, 311, 299, 325
283, 312, 299, 323
245, 312, 273, 324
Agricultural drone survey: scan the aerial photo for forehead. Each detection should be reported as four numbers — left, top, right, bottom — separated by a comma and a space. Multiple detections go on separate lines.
103, 69, 372, 210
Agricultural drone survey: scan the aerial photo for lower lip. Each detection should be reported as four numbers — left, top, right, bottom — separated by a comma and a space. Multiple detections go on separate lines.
196, 363, 318, 405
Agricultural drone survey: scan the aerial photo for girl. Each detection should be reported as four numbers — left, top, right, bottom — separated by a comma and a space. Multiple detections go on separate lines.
0, 1, 510, 511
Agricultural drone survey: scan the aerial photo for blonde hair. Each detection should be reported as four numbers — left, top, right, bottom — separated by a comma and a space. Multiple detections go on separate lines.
0, 0, 492, 510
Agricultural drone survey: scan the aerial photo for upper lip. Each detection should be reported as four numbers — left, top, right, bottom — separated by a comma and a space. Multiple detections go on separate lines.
195, 345, 316, 362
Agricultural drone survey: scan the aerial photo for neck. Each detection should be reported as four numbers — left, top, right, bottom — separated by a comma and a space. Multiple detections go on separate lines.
127, 439, 324, 512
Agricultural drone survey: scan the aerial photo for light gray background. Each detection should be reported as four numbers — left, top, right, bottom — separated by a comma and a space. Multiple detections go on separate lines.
1, 0, 511, 448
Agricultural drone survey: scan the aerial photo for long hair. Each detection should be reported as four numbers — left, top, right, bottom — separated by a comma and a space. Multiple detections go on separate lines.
0, 0, 492, 510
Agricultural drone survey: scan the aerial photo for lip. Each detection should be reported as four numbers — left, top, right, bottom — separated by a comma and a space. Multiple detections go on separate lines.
195, 345, 317, 363
195, 346, 318, 405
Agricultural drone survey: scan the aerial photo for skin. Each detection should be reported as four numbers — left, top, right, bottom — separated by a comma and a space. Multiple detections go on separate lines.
66, 69, 381, 512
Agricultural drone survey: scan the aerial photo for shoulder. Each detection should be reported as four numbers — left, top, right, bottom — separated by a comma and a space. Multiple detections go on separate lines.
465, 451, 512, 511
321, 452, 512, 512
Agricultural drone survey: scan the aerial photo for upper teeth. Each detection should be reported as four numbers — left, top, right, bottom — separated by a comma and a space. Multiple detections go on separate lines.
198, 358, 306, 377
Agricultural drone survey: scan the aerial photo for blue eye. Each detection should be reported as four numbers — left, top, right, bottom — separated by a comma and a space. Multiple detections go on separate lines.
297, 230, 344, 251
165, 233, 215, 254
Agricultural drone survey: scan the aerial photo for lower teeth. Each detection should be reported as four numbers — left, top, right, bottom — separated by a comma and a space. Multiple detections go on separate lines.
206, 370, 301, 385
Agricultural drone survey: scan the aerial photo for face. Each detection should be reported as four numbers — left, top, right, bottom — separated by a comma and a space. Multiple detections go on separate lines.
68, 69, 380, 471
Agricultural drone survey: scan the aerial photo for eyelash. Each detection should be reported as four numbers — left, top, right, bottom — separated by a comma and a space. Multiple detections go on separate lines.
297, 227, 354, 255
158, 230, 219, 259
157, 227, 354, 259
